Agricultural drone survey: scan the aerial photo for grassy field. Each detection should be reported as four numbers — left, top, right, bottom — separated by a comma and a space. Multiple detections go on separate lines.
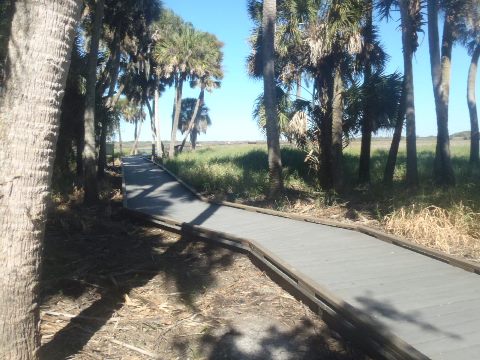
164, 139, 480, 260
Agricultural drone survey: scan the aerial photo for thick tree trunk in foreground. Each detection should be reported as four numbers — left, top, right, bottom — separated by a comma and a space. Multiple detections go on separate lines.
331, 66, 344, 192
384, 80, 407, 185
169, 77, 183, 157
428, 0, 455, 185
358, 1, 373, 184
83, 0, 105, 204
0, 1, 81, 358
179, 86, 204, 152
399, 0, 418, 187
263, 0, 283, 197
468, 45, 480, 165
154, 88, 163, 158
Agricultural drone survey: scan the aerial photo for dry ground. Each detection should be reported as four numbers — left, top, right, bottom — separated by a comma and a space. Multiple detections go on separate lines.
39, 173, 366, 360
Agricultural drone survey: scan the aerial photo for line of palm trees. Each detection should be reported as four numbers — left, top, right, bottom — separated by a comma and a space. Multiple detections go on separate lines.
254, 0, 480, 196
47, 2, 224, 204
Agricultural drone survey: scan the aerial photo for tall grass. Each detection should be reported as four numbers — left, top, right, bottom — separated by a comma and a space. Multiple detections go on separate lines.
166, 141, 480, 260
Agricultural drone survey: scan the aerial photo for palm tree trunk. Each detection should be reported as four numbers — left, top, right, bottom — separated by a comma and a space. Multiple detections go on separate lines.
358, 0, 373, 184
83, 0, 105, 204
319, 73, 334, 189
263, 0, 283, 197
468, 45, 480, 165
191, 130, 198, 150
332, 66, 344, 191
146, 100, 156, 160
0, 1, 81, 358
169, 77, 183, 157
296, 75, 302, 100
384, 79, 407, 185
400, 0, 418, 187
131, 117, 143, 155
154, 87, 163, 158
428, 0, 455, 185
179, 86, 205, 153
98, 35, 121, 178
118, 120, 123, 157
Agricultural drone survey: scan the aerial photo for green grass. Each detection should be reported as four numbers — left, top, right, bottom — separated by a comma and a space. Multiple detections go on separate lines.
165, 140, 480, 215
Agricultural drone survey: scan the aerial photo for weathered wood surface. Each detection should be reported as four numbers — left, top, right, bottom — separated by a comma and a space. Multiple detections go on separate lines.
123, 156, 480, 359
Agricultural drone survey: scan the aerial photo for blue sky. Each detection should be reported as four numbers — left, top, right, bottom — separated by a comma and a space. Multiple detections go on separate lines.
120, 0, 479, 142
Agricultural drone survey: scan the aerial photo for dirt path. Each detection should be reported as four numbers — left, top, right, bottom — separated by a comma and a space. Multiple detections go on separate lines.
39, 175, 366, 360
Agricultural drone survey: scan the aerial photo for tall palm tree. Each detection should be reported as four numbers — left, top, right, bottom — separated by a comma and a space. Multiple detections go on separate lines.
178, 32, 223, 153
263, 0, 284, 197
399, 0, 420, 187
0, 1, 82, 357
154, 22, 205, 157
427, 0, 456, 185
83, 0, 105, 204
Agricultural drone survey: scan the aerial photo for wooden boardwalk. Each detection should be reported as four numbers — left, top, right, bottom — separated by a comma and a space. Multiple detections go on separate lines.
122, 156, 480, 359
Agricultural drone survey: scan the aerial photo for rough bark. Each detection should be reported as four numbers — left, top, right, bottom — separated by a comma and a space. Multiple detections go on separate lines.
154, 87, 163, 158
146, 100, 156, 160
169, 76, 183, 157
400, 0, 419, 187
296, 75, 302, 100
331, 66, 344, 192
358, 1, 373, 184
318, 73, 334, 189
384, 79, 407, 185
468, 45, 480, 164
263, 0, 283, 197
179, 86, 204, 153
428, 0, 455, 185
83, 0, 105, 204
0, 1, 82, 358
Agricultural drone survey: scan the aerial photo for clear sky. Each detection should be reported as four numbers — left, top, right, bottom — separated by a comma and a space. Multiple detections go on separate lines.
120, 0, 479, 142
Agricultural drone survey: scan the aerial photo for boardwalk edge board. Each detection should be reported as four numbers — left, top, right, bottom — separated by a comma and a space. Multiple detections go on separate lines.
121, 157, 435, 359
146, 157, 480, 275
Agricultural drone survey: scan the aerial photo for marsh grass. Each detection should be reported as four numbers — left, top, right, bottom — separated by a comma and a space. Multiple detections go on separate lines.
166, 140, 480, 260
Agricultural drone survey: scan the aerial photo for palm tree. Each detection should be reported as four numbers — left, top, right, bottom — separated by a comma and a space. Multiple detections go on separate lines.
178, 32, 223, 153
0, 1, 82, 357
177, 97, 212, 149
427, 0, 456, 185
457, 0, 480, 164
154, 22, 205, 157
83, 0, 105, 204
262, 0, 284, 197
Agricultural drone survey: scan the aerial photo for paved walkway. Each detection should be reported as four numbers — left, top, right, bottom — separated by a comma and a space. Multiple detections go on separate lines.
122, 156, 480, 359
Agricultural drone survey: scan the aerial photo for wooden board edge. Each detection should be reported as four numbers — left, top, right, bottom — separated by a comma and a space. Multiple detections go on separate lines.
123, 206, 428, 360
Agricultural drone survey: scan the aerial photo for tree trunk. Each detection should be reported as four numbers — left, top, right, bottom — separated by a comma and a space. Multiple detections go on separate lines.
82, 0, 104, 204
118, 120, 123, 157
179, 86, 204, 153
384, 79, 407, 185
146, 100, 156, 160
191, 130, 198, 150
131, 117, 143, 155
468, 45, 480, 165
319, 73, 334, 189
263, 0, 283, 197
154, 87, 163, 158
428, 0, 455, 185
358, 0, 373, 184
0, 1, 81, 358
169, 77, 183, 157
98, 34, 121, 178
296, 75, 302, 100
331, 66, 344, 192
400, 0, 418, 187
